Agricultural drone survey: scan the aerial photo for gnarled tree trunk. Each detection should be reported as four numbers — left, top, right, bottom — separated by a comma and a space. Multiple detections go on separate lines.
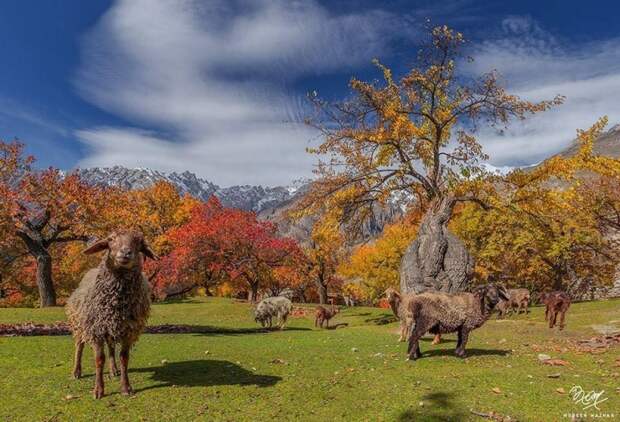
400, 196, 474, 294
35, 252, 56, 307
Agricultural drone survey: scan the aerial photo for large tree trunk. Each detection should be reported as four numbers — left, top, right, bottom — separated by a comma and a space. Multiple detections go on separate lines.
247, 281, 259, 303
400, 196, 474, 294
36, 252, 56, 307
317, 282, 328, 304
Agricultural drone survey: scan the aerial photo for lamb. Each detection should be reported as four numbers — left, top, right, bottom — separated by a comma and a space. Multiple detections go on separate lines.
541, 291, 571, 330
405, 284, 509, 360
384, 288, 441, 344
66, 230, 157, 399
315, 301, 340, 328
496, 288, 531, 318
254, 296, 292, 330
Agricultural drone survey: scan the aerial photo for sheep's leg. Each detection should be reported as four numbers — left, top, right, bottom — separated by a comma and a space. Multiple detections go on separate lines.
549, 310, 557, 328
107, 340, 120, 377
279, 314, 287, 330
119, 342, 133, 396
558, 309, 567, 331
93, 341, 105, 399
432, 334, 441, 345
545, 305, 549, 322
407, 322, 427, 361
455, 328, 469, 358
72, 339, 84, 379
398, 320, 406, 342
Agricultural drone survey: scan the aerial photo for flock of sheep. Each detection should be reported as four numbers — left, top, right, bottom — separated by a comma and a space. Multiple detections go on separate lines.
65, 229, 573, 399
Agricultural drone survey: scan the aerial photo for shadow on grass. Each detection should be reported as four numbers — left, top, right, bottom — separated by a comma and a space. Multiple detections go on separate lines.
133, 359, 281, 392
415, 347, 510, 358
323, 322, 349, 330
365, 314, 397, 325
398, 392, 467, 421
145, 324, 311, 337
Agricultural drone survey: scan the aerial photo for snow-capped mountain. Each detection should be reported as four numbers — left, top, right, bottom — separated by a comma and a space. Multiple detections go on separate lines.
75, 166, 297, 213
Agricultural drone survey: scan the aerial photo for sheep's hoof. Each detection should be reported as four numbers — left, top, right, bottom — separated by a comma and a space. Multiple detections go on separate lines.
72, 369, 81, 379
455, 350, 466, 358
93, 387, 104, 399
121, 387, 133, 396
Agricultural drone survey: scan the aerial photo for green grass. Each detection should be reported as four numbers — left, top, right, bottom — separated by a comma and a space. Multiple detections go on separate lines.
1, 298, 619, 421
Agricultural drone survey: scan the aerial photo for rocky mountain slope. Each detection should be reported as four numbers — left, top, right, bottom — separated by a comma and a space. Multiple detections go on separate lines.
75, 166, 298, 213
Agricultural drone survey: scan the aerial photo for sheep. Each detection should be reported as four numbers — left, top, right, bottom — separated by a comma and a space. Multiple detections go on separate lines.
405, 284, 509, 360
496, 288, 531, 318
384, 288, 441, 344
254, 296, 292, 330
541, 291, 571, 330
66, 230, 157, 399
315, 301, 339, 328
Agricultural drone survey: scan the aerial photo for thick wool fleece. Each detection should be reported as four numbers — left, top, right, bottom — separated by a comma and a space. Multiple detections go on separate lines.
66, 257, 150, 345
255, 296, 292, 325
407, 291, 491, 334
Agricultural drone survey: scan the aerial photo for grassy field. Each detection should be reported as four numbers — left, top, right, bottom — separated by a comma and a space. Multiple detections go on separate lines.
0, 298, 619, 421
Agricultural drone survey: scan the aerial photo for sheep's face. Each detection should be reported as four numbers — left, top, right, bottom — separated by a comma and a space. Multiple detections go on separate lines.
475, 284, 509, 311
83, 230, 158, 270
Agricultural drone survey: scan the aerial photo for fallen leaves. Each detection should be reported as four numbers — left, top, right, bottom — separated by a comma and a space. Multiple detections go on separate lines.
491, 387, 502, 394
556, 388, 566, 394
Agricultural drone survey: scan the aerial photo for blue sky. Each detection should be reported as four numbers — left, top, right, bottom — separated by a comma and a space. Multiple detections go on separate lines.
1, 0, 619, 186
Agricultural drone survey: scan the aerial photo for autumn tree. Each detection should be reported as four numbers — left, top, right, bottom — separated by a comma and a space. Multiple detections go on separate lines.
295, 216, 346, 304
302, 26, 562, 295
339, 213, 419, 301
0, 140, 107, 306
158, 197, 300, 302
452, 119, 620, 296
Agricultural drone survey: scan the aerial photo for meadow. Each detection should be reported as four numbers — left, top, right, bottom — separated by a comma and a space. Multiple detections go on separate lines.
1, 298, 619, 421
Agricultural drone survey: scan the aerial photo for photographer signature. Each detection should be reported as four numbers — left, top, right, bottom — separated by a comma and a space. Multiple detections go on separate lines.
569, 385, 609, 411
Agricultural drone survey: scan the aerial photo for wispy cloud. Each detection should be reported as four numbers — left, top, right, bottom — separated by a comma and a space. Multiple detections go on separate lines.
468, 15, 620, 167
74, 0, 418, 185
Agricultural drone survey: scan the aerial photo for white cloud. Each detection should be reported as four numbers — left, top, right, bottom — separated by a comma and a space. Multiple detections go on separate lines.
467, 16, 620, 167
74, 0, 417, 186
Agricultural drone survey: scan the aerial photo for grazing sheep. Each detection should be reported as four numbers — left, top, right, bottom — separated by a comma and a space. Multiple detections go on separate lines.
254, 296, 292, 329
496, 288, 531, 318
384, 288, 441, 344
315, 301, 339, 328
541, 291, 571, 330
66, 230, 157, 399
405, 284, 509, 360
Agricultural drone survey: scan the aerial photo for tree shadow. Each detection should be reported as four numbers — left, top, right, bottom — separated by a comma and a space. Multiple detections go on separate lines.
342, 312, 372, 317
132, 360, 281, 392
144, 324, 310, 337
324, 323, 349, 330
398, 392, 468, 421
365, 314, 397, 325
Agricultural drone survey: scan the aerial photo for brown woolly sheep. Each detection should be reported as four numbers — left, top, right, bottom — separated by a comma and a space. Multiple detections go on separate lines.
541, 291, 571, 330
405, 284, 509, 360
66, 230, 157, 399
496, 288, 531, 318
315, 301, 339, 328
384, 288, 441, 344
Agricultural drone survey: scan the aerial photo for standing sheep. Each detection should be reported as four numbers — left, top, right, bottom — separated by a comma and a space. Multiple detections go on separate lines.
496, 288, 531, 318
254, 296, 292, 329
405, 284, 509, 360
384, 288, 441, 344
66, 230, 157, 399
541, 291, 571, 330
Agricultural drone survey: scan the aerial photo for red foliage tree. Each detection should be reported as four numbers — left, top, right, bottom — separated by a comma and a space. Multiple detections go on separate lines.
156, 197, 302, 302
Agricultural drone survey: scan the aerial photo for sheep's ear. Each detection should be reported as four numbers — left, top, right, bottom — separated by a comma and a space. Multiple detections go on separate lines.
141, 241, 158, 261
82, 239, 109, 255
